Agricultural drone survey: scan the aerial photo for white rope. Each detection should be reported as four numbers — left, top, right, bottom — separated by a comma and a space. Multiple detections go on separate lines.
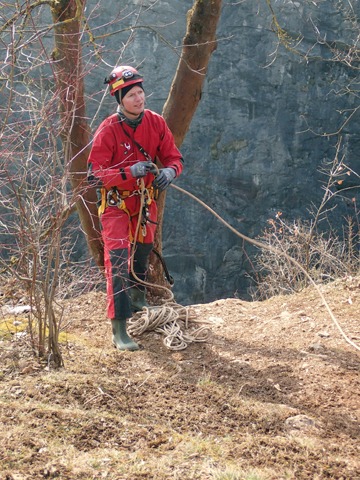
128, 302, 213, 351
171, 184, 360, 354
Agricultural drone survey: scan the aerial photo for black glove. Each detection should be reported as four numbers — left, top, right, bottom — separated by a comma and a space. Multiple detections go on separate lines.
130, 161, 157, 178
153, 168, 176, 191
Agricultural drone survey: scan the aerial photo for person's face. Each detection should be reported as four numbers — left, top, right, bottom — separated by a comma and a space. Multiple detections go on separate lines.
121, 85, 145, 117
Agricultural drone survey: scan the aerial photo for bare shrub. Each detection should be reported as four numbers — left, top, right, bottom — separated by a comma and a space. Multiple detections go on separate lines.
251, 144, 359, 300
0, 4, 89, 367
0, 122, 75, 366
251, 213, 359, 300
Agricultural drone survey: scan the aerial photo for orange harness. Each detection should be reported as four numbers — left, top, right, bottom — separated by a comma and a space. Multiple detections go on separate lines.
98, 184, 157, 243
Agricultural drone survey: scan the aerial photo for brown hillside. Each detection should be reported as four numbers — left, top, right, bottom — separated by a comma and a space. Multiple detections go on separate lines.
1, 276, 359, 479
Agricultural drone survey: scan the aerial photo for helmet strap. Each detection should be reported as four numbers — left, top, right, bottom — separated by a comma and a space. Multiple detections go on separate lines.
114, 90, 121, 104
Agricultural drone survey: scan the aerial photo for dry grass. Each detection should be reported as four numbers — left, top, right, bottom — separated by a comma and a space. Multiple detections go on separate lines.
1, 277, 360, 479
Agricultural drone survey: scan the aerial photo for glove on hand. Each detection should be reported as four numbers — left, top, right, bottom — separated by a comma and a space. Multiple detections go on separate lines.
130, 161, 157, 178
153, 168, 176, 191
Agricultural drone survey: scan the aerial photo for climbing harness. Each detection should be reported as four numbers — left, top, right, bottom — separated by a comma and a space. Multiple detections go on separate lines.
98, 183, 157, 243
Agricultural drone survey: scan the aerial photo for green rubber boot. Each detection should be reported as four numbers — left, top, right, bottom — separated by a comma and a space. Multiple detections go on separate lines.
130, 288, 149, 313
111, 318, 139, 351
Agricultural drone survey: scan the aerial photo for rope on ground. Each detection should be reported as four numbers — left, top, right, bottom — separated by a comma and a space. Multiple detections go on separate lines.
128, 302, 214, 351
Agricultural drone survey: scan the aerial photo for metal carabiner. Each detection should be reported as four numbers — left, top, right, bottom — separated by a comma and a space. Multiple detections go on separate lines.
106, 188, 117, 206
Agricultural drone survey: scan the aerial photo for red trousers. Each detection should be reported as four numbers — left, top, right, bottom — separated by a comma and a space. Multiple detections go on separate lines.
100, 199, 157, 320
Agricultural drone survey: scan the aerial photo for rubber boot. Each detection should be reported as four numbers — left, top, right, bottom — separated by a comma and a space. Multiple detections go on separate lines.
111, 318, 139, 351
130, 287, 149, 313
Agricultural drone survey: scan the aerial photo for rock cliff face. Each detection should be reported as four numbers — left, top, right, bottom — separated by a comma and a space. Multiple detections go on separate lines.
86, 1, 359, 305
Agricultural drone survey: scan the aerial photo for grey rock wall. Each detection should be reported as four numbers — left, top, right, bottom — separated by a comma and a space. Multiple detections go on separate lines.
85, 0, 359, 305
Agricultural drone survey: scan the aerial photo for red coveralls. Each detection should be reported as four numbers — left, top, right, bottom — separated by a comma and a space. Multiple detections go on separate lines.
87, 109, 183, 320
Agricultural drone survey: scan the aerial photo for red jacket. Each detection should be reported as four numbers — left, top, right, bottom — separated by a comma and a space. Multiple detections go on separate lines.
88, 109, 183, 191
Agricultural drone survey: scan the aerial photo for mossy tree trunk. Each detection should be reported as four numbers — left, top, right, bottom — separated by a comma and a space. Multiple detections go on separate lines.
50, 0, 104, 269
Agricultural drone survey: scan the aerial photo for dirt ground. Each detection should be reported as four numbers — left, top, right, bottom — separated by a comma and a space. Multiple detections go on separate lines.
0, 275, 359, 480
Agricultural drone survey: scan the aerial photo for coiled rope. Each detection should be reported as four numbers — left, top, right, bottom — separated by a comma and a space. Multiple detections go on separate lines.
129, 302, 213, 351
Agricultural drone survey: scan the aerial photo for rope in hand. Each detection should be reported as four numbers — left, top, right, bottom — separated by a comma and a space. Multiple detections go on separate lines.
127, 172, 214, 350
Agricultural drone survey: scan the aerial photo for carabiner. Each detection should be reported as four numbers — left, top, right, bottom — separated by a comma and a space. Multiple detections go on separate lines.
107, 188, 117, 206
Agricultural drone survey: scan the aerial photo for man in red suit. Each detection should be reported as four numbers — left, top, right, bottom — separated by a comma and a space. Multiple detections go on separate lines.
88, 66, 183, 351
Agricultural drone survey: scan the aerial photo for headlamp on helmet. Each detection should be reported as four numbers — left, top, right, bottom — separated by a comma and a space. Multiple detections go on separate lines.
104, 66, 143, 96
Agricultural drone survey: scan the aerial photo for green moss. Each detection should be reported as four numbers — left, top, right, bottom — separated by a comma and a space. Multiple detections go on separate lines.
0, 318, 27, 339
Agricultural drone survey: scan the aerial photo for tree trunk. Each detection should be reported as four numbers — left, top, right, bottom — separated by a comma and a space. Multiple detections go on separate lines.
51, 0, 104, 268
149, 0, 223, 296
